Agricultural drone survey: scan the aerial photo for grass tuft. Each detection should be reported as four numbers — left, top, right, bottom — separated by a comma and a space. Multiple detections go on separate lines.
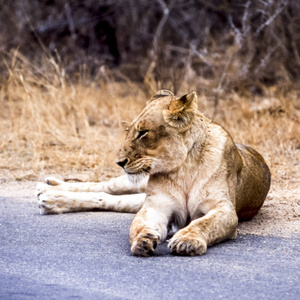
0, 52, 299, 183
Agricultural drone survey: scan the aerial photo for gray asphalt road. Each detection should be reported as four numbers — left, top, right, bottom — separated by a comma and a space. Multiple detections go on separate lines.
0, 195, 299, 300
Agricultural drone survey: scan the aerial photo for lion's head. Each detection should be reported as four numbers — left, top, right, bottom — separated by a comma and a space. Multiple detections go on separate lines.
116, 90, 200, 177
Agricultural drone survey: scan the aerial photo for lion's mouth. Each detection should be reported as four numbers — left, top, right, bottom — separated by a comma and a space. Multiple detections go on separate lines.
125, 166, 151, 175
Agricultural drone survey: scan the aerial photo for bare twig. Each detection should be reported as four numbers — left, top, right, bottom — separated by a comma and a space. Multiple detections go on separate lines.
255, 0, 288, 36
242, 0, 251, 36
167, 45, 212, 67
228, 15, 243, 45
254, 42, 280, 75
215, 54, 234, 94
212, 53, 234, 117
64, 2, 76, 40
152, 0, 174, 55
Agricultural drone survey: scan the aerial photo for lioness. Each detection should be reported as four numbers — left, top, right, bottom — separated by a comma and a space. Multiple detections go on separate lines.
37, 90, 271, 256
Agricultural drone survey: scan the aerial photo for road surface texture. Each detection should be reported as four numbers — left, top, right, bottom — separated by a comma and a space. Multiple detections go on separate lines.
0, 185, 299, 300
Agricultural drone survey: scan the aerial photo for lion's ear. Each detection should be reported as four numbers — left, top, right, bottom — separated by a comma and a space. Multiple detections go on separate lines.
148, 90, 174, 103
163, 91, 197, 129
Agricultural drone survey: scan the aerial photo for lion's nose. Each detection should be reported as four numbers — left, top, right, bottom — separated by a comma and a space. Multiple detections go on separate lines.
116, 158, 129, 168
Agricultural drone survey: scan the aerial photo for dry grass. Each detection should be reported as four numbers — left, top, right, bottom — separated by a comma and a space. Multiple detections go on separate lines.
0, 52, 299, 186
1, 53, 300, 237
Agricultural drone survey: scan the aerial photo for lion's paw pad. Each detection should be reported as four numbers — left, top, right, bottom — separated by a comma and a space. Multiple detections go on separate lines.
131, 233, 159, 257
168, 235, 207, 256
37, 191, 67, 215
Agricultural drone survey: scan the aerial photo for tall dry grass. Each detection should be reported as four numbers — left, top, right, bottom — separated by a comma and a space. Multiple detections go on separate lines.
0, 51, 299, 182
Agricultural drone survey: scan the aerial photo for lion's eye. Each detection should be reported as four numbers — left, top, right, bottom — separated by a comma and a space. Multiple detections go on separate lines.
137, 130, 149, 140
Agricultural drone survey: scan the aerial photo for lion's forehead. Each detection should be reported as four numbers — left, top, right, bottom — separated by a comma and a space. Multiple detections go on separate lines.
132, 109, 165, 131
132, 97, 171, 126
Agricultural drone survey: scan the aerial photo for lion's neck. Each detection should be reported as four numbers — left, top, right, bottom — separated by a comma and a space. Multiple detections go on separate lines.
183, 112, 209, 157
149, 113, 228, 194
168, 113, 211, 192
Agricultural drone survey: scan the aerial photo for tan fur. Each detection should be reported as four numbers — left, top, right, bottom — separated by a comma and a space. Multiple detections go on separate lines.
37, 90, 271, 256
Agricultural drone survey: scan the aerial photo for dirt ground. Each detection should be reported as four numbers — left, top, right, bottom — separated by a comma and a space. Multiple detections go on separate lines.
238, 179, 300, 237
1, 176, 299, 238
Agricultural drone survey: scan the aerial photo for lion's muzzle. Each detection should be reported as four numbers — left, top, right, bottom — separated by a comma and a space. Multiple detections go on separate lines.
116, 158, 129, 168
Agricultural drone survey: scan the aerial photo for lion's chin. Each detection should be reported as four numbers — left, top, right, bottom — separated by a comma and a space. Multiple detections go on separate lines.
126, 172, 149, 185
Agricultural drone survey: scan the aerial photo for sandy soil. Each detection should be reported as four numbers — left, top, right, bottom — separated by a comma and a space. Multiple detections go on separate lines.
1, 178, 299, 238
238, 179, 300, 237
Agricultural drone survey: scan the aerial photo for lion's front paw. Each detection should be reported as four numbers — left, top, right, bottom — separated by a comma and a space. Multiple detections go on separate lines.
36, 177, 64, 196
37, 191, 71, 215
45, 176, 64, 186
36, 182, 54, 197
168, 230, 207, 256
131, 231, 159, 257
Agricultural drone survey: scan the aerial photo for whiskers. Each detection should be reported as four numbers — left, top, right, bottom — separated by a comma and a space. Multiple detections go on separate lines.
125, 156, 167, 180
124, 157, 153, 182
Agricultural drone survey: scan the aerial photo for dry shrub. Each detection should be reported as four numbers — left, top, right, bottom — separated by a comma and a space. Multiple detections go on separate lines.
1, 0, 300, 93
0, 51, 299, 183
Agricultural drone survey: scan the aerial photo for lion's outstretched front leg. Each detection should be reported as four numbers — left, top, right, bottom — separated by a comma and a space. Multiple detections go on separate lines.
38, 174, 148, 195
168, 203, 238, 256
36, 175, 147, 214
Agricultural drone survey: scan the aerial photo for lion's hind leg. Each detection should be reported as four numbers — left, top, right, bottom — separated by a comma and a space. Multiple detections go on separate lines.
38, 190, 145, 215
